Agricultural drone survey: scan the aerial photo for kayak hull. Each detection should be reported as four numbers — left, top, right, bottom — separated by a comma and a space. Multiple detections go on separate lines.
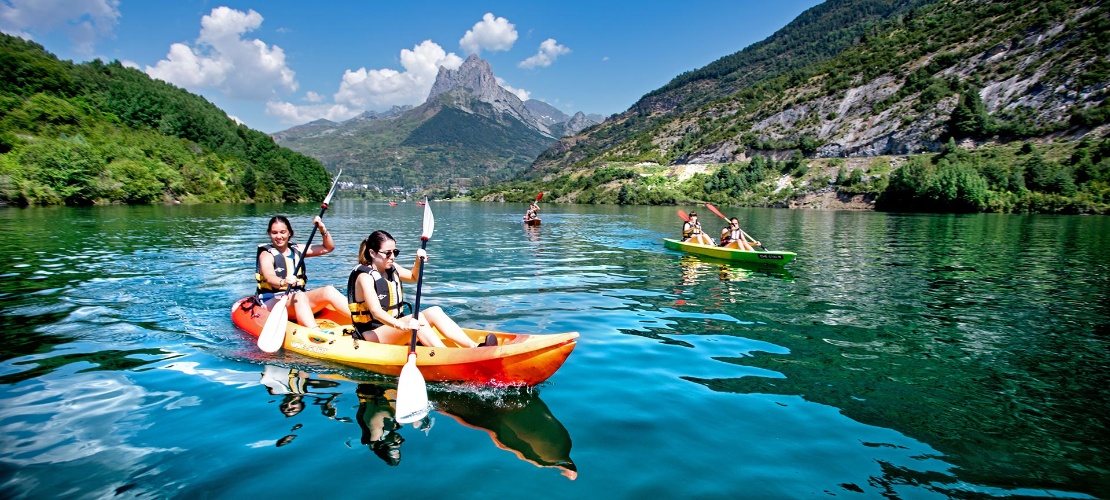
524, 217, 542, 226
232, 298, 577, 386
663, 238, 796, 266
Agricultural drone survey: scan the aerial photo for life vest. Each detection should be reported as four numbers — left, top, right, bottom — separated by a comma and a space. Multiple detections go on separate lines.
682, 221, 702, 239
347, 264, 407, 334
721, 227, 741, 245
255, 243, 306, 295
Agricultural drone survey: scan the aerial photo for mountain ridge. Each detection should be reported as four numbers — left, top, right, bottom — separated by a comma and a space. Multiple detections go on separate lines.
272, 54, 599, 191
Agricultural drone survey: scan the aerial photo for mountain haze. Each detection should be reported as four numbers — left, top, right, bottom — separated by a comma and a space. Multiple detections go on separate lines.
273, 54, 599, 191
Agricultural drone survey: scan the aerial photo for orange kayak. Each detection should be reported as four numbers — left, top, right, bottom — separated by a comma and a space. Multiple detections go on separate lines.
231, 297, 578, 386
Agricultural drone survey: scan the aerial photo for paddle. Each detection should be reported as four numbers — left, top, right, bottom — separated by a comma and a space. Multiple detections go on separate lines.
677, 209, 690, 222
257, 170, 343, 353
395, 197, 434, 424
535, 192, 544, 203
705, 203, 767, 250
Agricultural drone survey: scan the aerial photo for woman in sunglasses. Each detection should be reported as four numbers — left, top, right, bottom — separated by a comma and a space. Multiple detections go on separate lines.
346, 230, 495, 348
719, 217, 760, 251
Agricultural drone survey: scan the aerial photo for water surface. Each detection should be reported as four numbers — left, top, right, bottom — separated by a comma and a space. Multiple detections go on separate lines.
0, 202, 1107, 498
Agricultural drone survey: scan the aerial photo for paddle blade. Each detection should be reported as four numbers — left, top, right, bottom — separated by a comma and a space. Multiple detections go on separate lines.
536, 192, 544, 202
394, 353, 429, 424
705, 203, 728, 221
677, 209, 690, 222
421, 198, 435, 240
257, 295, 289, 353
322, 169, 342, 205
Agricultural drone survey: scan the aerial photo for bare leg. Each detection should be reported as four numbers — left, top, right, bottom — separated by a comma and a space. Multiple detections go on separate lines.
288, 291, 319, 329
305, 286, 352, 319
421, 306, 478, 347
372, 321, 447, 347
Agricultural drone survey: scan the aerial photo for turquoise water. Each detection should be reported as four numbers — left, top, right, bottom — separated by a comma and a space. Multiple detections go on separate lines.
0, 202, 1107, 499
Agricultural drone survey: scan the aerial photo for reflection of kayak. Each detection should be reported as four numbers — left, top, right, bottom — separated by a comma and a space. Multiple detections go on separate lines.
232, 298, 578, 386
438, 390, 576, 479
663, 238, 796, 266
523, 217, 541, 226
355, 379, 576, 479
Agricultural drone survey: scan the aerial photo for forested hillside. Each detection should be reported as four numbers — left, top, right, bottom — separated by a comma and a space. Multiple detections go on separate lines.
486, 0, 1110, 214
0, 34, 331, 206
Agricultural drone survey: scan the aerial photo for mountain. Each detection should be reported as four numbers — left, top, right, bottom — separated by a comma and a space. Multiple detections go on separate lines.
273, 54, 599, 191
493, 0, 1109, 214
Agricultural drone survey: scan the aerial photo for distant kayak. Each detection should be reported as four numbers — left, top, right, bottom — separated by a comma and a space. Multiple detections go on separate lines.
232, 298, 578, 386
524, 217, 541, 226
663, 238, 796, 266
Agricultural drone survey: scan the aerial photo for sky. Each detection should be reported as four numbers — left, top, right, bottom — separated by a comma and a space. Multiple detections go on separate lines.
2, 0, 824, 134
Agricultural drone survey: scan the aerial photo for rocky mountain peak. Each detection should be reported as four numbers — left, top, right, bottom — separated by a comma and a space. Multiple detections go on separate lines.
428, 54, 502, 102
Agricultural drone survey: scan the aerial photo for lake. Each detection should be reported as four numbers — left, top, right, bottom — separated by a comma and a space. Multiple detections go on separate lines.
0, 201, 1107, 499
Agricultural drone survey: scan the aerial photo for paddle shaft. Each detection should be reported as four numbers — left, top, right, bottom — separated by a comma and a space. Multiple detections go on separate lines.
407, 237, 429, 354
288, 171, 342, 288
705, 203, 767, 250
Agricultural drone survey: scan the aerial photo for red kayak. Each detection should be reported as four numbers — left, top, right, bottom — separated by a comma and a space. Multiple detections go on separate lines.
231, 298, 578, 386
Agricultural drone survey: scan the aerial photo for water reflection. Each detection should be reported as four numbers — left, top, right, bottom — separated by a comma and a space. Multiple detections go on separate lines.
256, 366, 575, 478
677, 255, 794, 286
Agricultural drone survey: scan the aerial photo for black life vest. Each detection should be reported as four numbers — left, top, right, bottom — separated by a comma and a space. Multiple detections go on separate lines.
347, 264, 407, 334
256, 243, 306, 295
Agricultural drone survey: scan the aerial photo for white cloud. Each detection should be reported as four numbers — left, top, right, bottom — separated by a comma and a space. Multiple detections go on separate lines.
0, 0, 120, 56
145, 7, 296, 100
496, 77, 530, 101
333, 39, 462, 109
303, 91, 323, 102
268, 40, 463, 126
519, 38, 570, 69
265, 100, 357, 126
459, 13, 517, 55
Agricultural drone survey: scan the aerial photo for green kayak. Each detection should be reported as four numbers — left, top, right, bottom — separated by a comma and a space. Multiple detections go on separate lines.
663, 238, 796, 266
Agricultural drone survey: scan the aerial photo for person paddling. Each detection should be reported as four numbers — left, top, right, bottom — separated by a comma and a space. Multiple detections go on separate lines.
346, 230, 496, 348
256, 215, 351, 330
682, 212, 715, 246
719, 217, 760, 251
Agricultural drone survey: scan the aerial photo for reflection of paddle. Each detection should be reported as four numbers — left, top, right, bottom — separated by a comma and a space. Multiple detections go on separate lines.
395, 197, 434, 424
705, 202, 767, 250
258, 170, 343, 353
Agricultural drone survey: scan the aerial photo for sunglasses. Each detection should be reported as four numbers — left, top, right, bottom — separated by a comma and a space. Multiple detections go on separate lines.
375, 249, 401, 258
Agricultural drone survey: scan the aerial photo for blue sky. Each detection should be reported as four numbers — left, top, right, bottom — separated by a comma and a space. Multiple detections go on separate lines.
2, 0, 824, 133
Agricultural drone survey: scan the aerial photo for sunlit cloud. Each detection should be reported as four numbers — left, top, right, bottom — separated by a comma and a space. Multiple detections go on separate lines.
497, 77, 530, 101
145, 7, 296, 100
519, 38, 570, 69
265, 39, 463, 126
459, 12, 517, 55
0, 0, 120, 56
265, 100, 357, 126
303, 91, 324, 102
